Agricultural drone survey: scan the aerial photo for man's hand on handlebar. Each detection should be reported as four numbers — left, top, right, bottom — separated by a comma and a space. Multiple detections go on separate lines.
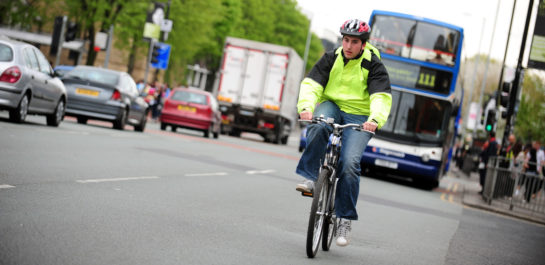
299, 111, 313, 121
362, 121, 378, 133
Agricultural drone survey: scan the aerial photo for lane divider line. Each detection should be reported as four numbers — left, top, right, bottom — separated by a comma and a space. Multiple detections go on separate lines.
76, 176, 160, 183
185, 172, 228, 177
0, 184, 15, 189
246, 169, 276, 175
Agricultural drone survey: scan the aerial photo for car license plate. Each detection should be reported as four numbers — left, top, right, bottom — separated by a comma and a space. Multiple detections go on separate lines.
239, 110, 253, 116
75, 88, 99, 97
375, 159, 398, 169
178, 105, 196, 113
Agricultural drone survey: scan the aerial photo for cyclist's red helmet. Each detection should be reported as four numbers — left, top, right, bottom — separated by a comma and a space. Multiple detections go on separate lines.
340, 19, 370, 42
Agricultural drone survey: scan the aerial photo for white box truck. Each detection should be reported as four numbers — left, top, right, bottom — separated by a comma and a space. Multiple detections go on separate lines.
212, 37, 304, 144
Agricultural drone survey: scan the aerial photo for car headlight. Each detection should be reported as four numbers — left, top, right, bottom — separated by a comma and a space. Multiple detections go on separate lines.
422, 154, 430, 162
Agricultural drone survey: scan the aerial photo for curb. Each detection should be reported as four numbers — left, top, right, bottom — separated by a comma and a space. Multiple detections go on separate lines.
452, 168, 545, 225
461, 192, 545, 226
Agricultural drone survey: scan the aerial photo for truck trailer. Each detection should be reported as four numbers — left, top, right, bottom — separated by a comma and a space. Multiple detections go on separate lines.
213, 37, 304, 144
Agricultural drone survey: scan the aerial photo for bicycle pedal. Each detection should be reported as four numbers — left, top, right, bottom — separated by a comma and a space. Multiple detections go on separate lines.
301, 191, 313, 197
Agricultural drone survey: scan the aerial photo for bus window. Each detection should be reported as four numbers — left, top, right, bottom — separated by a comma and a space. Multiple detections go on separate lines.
370, 15, 460, 66
370, 16, 415, 57
411, 23, 459, 66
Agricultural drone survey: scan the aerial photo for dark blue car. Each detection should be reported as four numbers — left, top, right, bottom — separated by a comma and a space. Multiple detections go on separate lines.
299, 126, 307, 152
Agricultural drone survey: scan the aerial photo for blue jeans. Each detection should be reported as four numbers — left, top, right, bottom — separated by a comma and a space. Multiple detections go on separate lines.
296, 101, 373, 220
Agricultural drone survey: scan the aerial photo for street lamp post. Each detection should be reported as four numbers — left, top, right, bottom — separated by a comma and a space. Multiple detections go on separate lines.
475, 0, 501, 139
463, 14, 485, 139
302, 10, 313, 78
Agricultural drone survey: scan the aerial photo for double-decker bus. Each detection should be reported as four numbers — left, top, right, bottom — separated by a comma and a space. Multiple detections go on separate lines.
361, 10, 464, 189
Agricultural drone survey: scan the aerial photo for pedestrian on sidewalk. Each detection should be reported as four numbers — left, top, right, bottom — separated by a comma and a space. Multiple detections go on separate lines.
495, 134, 518, 198
514, 143, 531, 200
523, 142, 541, 203
479, 132, 498, 194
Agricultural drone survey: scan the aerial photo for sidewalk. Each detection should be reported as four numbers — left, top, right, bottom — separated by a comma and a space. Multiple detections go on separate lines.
451, 168, 545, 225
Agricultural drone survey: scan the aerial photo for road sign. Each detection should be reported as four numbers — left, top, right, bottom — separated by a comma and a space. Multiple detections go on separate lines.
150, 42, 171, 70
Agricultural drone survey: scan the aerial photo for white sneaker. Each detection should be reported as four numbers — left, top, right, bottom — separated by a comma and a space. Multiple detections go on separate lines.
296, 179, 314, 193
336, 218, 351, 247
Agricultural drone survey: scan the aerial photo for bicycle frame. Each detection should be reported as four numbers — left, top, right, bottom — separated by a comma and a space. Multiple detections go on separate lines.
304, 116, 371, 258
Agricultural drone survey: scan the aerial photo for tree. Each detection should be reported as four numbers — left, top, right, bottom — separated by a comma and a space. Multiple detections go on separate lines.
514, 72, 545, 144
0, 0, 55, 31
112, 0, 149, 75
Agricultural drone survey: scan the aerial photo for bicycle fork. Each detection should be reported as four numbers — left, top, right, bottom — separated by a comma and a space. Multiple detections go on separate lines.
324, 166, 337, 226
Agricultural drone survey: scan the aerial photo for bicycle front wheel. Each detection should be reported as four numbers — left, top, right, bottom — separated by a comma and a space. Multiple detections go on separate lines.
306, 167, 331, 258
322, 180, 336, 251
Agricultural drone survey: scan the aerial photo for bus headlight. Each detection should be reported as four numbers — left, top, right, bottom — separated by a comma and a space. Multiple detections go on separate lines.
422, 154, 430, 162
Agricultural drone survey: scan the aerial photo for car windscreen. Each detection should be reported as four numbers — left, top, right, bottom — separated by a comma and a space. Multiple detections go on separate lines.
0, 44, 13, 62
65, 68, 119, 86
171, 91, 207, 105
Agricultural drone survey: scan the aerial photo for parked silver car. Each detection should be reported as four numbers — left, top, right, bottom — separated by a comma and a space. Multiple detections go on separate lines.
0, 36, 67, 126
61, 66, 149, 131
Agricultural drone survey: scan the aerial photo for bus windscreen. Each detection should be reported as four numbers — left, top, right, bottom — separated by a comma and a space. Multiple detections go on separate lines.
379, 90, 451, 144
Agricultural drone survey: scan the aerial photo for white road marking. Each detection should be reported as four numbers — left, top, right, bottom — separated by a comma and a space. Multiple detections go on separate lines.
246, 169, 276, 175
0, 184, 15, 189
76, 176, 159, 183
185, 172, 228, 177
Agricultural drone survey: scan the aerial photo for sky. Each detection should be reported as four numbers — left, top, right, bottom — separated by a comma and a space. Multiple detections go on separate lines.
296, 0, 539, 67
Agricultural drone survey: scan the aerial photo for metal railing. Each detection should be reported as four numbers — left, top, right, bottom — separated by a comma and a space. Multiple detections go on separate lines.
482, 156, 545, 219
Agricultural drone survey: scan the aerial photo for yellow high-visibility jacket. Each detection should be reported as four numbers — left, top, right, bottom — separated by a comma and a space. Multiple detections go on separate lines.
297, 44, 392, 128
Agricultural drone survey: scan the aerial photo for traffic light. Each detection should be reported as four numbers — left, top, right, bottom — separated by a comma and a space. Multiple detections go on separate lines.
499, 82, 510, 108
151, 43, 160, 64
65, 21, 78, 42
499, 82, 511, 118
49, 16, 64, 55
485, 109, 496, 132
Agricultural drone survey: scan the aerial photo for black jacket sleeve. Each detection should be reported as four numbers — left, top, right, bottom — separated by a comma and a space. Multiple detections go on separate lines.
306, 50, 337, 89
367, 52, 391, 95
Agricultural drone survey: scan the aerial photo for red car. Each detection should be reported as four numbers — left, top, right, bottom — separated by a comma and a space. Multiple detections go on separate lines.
159, 87, 220, 138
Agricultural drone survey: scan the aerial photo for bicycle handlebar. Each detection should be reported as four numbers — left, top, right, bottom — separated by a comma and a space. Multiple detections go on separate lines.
298, 116, 375, 135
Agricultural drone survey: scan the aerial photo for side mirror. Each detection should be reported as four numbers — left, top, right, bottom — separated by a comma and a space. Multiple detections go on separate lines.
52, 70, 62, 78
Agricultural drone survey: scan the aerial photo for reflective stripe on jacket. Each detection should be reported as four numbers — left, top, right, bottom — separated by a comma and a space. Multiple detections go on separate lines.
297, 43, 392, 128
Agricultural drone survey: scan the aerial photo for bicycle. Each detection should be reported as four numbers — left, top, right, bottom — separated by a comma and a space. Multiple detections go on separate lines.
300, 116, 374, 258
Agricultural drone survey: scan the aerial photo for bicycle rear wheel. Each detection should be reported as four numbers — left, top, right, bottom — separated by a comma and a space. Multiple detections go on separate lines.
306, 168, 331, 258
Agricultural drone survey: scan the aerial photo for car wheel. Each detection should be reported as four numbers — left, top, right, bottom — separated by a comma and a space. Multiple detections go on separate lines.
134, 111, 147, 132
9, 94, 29, 123
160, 122, 167, 130
229, 129, 241, 137
46, 99, 65, 127
171, 126, 176, 132
77, 117, 88, 124
113, 108, 127, 130
203, 126, 211, 138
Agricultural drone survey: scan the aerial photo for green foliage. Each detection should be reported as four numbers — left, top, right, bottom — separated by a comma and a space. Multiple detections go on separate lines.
514, 73, 545, 144
0, 0, 60, 31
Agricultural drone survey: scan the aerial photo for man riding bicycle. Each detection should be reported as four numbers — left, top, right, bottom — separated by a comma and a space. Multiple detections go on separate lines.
295, 19, 392, 247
